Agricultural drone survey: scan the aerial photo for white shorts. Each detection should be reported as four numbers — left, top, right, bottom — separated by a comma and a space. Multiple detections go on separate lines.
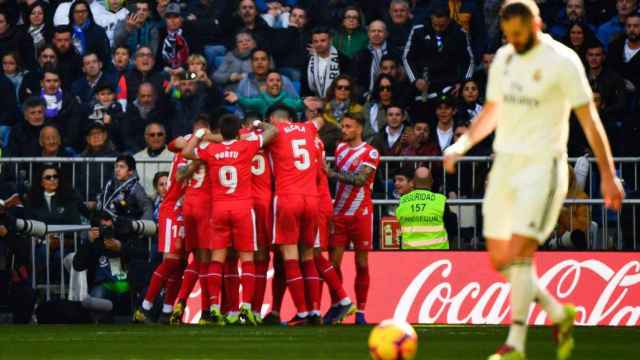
483, 153, 568, 243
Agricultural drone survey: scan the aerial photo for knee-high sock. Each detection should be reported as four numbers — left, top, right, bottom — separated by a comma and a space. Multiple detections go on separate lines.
177, 260, 199, 303
284, 259, 308, 315
143, 258, 182, 309
506, 259, 536, 353
163, 264, 185, 311
222, 258, 239, 313
206, 261, 223, 309
302, 260, 321, 313
532, 265, 565, 323
240, 261, 256, 307
252, 260, 269, 313
355, 264, 369, 311
271, 254, 286, 314
198, 262, 210, 310
314, 254, 348, 305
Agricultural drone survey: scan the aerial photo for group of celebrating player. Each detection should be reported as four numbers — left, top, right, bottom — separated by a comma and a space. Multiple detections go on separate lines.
134, 104, 380, 326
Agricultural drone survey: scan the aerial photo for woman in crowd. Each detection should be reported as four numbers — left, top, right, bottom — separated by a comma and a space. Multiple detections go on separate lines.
213, 31, 256, 92
561, 22, 597, 65
321, 74, 363, 153
456, 79, 484, 124
19, 1, 53, 56
332, 6, 368, 59
2, 51, 27, 99
363, 74, 398, 142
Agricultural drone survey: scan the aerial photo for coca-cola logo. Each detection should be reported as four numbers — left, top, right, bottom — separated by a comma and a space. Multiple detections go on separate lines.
394, 258, 640, 326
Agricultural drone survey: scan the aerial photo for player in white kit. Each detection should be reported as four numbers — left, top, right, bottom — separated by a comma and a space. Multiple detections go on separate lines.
443, 1, 625, 360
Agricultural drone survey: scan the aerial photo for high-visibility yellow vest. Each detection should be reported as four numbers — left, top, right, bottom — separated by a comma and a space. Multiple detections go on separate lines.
396, 189, 449, 250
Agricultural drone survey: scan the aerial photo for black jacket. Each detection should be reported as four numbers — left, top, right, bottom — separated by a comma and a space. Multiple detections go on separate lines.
67, 1, 111, 66
589, 67, 627, 120
607, 37, 640, 91
85, 101, 126, 151
0, 26, 37, 71
6, 121, 45, 158
271, 26, 312, 71
403, 21, 473, 90
351, 44, 402, 97
167, 85, 222, 139
0, 74, 17, 127
121, 102, 168, 153
25, 191, 88, 225
44, 93, 85, 151
226, 15, 273, 51
118, 68, 166, 106
72, 71, 118, 105
55, 49, 83, 91
77, 145, 118, 201
386, 20, 413, 55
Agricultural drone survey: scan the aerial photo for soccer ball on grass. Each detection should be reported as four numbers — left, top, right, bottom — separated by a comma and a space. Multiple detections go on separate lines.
368, 319, 418, 360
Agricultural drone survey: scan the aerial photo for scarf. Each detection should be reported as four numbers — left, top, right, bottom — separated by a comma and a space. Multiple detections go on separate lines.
162, 29, 189, 69
134, 99, 152, 119
368, 42, 388, 92
330, 100, 350, 125
72, 21, 91, 55
29, 24, 46, 50
41, 89, 63, 118
98, 176, 140, 219
307, 46, 340, 98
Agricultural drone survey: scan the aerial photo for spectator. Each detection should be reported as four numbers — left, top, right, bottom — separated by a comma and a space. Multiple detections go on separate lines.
185, 0, 230, 70
322, 74, 363, 124
72, 52, 117, 105
151, 170, 169, 222
303, 26, 350, 98
0, 10, 37, 71
158, 2, 204, 72
39, 126, 72, 157
115, 45, 166, 108
185, 54, 214, 90
433, 94, 457, 152
113, 0, 159, 57
122, 82, 167, 153
399, 119, 441, 158
585, 42, 627, 120
260, 0, 292, 29
86, 81, 125, 150
592, 90, 623, 155
403, 4, 473, 98
364, 74, 400, 141
225, 70, 309, 116
237, 48, 297, 98
101, 0, 129, 47
561, 21, 598, 64
457, 79, 483, 123
67, 0, 111, 65
78, 121, 117, 200
1, 52, 26, 99
332, 6, 368, 59
607, 13, 640, 94
473, 50, 495, 98
554, 165, 590, 250
40, 66, 84, 151
51, 25, 83, 91
550, 0, 592, 40
19, 1, 53, 56
19, 45, 57, 102
271, 6, 311, 82
111, 45, 132, 77
53, 0, 115, 29
378, 54, 412, 104
228, 0, 272, 50
597, 0, 638, 48
352, 20, 401, 98
386, 0, 414, 55
167, 70, 221, 138
393, 166, 414, 198
213, 31, 255, 92
370, 104, 409, 156
0, 72, 17, 128
6, 97, 47, 157
134, 123, 174, 198
454, 1, 486, 62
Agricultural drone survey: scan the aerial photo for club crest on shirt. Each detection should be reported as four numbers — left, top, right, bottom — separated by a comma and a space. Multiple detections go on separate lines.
369, 149, 379, 159
533, 69, 542, 82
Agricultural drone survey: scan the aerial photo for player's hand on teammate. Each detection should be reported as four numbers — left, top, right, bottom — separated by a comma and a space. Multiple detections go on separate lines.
601, 176, 625, 211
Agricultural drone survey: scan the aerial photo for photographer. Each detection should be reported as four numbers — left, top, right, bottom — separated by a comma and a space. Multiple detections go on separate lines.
72, 211, 128, 321
96, 154, 153, 318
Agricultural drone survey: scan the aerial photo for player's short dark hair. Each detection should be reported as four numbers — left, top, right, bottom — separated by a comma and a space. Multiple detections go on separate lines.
244, 111, 262, 126
311, 26, 332, 37
500, 0, 539, 22
267, 103, 296, 122
394, 167, 414, 180
153, 171, 169, 189
219, 114, 242, 141
342, 112, 365, 127
23, 96, 46, 111
116, 154, 136, 171
194, 113, 211, 131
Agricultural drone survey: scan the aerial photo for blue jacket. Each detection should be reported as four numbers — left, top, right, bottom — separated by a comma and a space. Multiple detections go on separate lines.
71, 71, 118, 105
597, 16, 625, 48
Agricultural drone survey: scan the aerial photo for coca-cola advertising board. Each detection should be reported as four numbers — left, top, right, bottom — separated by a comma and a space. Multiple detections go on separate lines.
183, 252, 640, 326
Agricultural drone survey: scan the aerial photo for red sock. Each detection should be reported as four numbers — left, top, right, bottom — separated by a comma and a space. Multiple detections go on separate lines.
240, 261, 255, 305
252, 260, 269, 313
284, 259, 308, 314
164, 269, 183, 309
315, 254, 348, 305
223, 258, 239, 313
302, 260, 321, 312
198, 262, 210, 310
177, 260, 199, 302
206, 261, 223, 307
144, 258, 182, 304
271, 255, 286, 314
355, 265, 370, 311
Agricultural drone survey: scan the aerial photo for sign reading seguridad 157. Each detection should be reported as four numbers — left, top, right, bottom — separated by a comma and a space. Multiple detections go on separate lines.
184, 252, 640, 326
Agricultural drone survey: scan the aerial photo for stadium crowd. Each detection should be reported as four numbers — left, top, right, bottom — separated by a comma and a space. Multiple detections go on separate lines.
0, 0, 639, 324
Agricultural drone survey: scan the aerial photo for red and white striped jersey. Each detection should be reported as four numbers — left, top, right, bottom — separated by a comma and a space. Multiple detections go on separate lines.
161, 153, 188, 212
333, 142, 380, 216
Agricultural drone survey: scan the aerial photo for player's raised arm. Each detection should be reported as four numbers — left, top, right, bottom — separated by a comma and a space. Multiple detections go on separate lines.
175, 160, 201, 183
181, 129, 207, 160
443, 100, 499, 173
256, 121, 279, 146
573, 102, 625, 211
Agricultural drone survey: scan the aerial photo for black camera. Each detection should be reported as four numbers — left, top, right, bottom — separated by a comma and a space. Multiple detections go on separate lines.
99, 224, 114, 239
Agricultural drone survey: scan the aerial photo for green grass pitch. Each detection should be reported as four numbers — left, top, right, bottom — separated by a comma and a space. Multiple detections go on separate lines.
0, 325, 638, 359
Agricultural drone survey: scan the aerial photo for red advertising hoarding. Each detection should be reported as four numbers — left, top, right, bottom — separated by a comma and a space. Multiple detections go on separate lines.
184, 252, 640, 326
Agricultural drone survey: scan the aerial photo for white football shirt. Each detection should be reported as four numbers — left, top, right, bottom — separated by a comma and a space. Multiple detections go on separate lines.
486, 33, 592, 157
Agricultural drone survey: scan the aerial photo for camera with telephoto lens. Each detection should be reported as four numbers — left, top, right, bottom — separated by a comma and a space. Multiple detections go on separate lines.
15, 219, 47, 237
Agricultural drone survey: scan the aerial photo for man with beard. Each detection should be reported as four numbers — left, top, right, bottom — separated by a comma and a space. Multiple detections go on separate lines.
550, 0, 594, 40
597, 0, 638, 47
51, 25, 83, 91
19, 46, 58, 102
121, 82, 167, 153
607, 13, 640, 93
115, 46, 166, 109
444, 1, 624, 359
237, 48, 297, 99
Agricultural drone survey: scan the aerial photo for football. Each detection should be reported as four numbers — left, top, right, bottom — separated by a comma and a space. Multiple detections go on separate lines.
368, 319, 418, 360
